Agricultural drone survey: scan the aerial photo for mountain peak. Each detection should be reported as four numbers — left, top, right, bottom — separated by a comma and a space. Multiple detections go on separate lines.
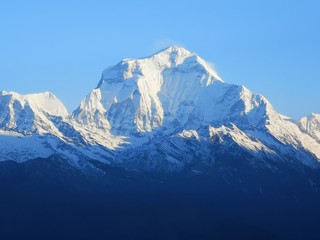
1, 48, 320, 174
99, 46, 223, 87
77, 46, 224, 133
153, 45, 195, 57
0, 90, 69, 118
163, 45, 188, 51
151, 46, 223, 82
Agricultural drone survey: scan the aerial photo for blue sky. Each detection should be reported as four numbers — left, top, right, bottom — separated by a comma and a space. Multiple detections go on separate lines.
0, 0, 319, 119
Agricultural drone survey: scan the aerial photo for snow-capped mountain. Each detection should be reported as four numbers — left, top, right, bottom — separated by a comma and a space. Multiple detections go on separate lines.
0, 91, 68, 135
0, 91, 68, 161
298, 113, 320, 143
0, 46, 320, 172
0, 91, 115, 167
72, 46, 223, 134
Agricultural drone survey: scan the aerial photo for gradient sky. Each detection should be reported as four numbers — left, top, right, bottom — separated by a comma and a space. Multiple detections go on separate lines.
0, 0, 319, 119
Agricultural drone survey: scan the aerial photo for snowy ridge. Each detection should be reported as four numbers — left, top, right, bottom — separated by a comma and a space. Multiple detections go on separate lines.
0, 46, 320, 172
0, 91, 68, 136
0, 91, 119, 168
298, 113, 320, 143
72, 46, 223, 134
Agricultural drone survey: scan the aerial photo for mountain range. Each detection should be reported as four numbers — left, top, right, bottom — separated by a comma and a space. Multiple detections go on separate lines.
2, 46, 320, 239
0, 46, 319, 174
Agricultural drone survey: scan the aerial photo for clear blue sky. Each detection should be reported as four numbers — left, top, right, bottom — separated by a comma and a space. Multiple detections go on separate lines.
0, 0, 319, 119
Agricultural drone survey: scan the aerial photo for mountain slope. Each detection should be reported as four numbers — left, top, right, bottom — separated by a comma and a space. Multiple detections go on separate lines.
298, 113, 320, 143
70, 46, 320, 170
0, 46, 319, 172
72, 46, 223, 134
0, 91, 68, 136
0, 91, 115, 167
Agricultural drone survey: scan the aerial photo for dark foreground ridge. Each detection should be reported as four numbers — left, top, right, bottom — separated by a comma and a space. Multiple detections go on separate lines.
0, 156, 320, 240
